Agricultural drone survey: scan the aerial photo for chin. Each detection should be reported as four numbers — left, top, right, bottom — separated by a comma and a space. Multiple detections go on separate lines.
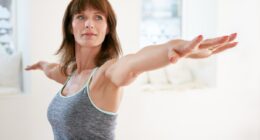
82, 44, 102, 48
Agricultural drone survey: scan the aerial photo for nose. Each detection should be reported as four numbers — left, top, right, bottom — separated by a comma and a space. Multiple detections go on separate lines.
85, 20, 94, 29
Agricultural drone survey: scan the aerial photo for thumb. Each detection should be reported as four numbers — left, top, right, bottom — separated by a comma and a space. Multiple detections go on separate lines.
168, 49, 180, 63
182, 35, 203, 57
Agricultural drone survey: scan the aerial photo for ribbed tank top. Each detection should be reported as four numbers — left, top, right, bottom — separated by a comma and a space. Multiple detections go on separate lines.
47, 67, 117, 140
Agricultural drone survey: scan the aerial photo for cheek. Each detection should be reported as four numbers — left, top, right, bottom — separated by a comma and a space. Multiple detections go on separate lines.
71, 21, 82, 34
101, 25, 109, 35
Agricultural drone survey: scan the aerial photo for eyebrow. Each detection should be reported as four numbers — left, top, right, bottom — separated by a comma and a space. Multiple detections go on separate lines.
76, 10, 105, 16
93, 11, 105, 16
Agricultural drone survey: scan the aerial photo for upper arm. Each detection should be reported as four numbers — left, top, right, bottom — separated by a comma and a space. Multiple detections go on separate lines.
104, 54, 142, 87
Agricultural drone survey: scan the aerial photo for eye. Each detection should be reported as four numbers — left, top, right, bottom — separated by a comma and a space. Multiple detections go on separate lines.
75, 15, 84, 20
95, 15, 103, 20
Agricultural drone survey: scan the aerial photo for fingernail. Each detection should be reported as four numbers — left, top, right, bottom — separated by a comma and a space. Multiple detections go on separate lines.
231, 33, 237, 36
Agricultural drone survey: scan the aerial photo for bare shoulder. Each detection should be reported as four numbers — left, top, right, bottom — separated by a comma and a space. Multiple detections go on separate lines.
91, 58, 120, 90
103, 55, 140, 87
97, 58, 118, 77
93, 56, 138, 89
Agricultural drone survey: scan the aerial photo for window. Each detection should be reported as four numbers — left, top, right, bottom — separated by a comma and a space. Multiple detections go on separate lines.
0, 0, 15, 54
140, 0, 185, 90
140, 0, 182, 47
0, 0, 21, 95
139, 0, 216, 91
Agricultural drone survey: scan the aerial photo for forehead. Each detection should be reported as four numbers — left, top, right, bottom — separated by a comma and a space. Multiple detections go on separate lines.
78, 8, 105, 15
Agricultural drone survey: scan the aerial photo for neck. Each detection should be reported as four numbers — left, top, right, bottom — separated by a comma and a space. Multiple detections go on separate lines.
75, 44, 101, 73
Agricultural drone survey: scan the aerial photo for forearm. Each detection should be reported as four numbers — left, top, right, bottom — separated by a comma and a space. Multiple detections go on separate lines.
38, 61, 67, 84
131, 43, 178, 74
38, 61, 58, 77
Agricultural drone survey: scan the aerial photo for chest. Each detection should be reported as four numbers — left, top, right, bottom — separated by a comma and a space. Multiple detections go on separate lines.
62, 76, 89, 97
61, 69, 122, 113
47, 93, 117, 139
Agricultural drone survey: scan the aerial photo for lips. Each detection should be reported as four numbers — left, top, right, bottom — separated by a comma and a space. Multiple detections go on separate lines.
82, 32, 97, 36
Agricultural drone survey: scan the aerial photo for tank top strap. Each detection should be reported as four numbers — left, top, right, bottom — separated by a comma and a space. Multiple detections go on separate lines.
83, 67, 99, 88
59, 72, 75, 93
65, 72, 74, 84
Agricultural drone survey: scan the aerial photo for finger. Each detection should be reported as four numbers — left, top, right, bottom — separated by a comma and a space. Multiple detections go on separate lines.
25, 65, 37, 70
208, 37, 236, 51
206, 33, 237, 51
25, 63, 41, 70
173, 35, 203, 57
192, 35, 203, 46
199, 35, 229, 49
228, 33, 237, 42
185, 35, 203, 52
212, 42, 238, 54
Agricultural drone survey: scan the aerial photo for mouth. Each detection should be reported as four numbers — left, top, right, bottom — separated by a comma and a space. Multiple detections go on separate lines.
82, 32, 97, 36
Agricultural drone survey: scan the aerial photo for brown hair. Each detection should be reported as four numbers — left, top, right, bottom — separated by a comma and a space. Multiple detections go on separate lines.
56, 0, 122, 76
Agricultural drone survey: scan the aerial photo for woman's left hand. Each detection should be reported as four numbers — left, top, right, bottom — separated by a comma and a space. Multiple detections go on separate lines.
167, 33, 238, 63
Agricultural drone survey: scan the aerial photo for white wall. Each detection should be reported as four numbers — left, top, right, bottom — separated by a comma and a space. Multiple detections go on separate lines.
0, 0, 260, 140
110, 0, 141, 54
217, 0, 260, 90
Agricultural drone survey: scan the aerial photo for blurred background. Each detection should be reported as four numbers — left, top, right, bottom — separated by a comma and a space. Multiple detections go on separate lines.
0, 0, 259, 140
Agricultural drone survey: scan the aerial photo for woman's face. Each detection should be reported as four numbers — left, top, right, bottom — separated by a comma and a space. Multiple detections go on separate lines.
72, 8, 108, 48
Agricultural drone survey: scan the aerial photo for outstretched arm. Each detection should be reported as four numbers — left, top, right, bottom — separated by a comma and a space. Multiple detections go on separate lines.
25, 61, 67, 84
105, 33, 238, 87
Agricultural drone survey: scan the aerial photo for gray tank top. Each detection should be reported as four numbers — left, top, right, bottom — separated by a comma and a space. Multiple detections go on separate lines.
47, 67, 117, 140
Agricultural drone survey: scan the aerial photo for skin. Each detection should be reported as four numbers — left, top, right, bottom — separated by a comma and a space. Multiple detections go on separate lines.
25, 8, 238, 113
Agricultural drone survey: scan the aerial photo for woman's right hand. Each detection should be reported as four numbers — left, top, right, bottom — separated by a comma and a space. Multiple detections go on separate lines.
25, 61, 46, 71
25, 61, 66, 84
25, 61, 58, 78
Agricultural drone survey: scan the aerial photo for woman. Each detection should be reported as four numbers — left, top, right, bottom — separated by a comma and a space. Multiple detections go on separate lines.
26, 0, 238, 139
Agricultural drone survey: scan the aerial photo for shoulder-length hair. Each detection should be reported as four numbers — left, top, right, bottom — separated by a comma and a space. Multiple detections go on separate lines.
56, 0, 122, 76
